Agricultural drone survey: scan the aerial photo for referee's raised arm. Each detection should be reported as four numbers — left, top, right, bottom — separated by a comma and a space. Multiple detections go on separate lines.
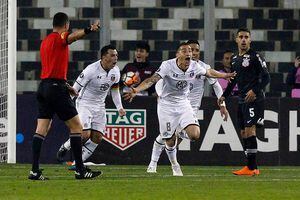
67, 20, 100, 44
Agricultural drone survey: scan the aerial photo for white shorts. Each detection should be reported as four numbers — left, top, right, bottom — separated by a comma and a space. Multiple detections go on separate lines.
77, 103, 106, 134
157, 103, 199, 139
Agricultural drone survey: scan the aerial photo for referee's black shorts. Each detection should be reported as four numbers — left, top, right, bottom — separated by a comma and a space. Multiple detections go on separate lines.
237, 99, 264, 130
37, 79, 78, 121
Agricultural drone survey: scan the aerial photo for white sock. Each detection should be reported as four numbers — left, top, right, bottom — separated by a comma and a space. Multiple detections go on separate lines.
82, 139, 98, 162
63, 139, 71, 150
165, 143, 178, 166
149, 135, 165, 166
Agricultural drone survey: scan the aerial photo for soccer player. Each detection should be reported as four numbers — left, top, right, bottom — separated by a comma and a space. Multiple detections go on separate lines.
124, 42, 235, 176
146, 40, 228, 174
57, 45, 126, 168
218, 28, 270, 176
28, 12, 101, 180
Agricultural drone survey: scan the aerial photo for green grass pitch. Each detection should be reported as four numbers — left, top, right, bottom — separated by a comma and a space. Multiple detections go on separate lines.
1, 164, 300, 200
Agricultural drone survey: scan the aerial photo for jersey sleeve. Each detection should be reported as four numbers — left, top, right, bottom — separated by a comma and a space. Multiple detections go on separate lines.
204, 64, 217, 85
75, 65, 94, 87
195, 62, 207, 76
156, 61, 169, 79
115, 67, 121, 83
60, 32, 70, 46
252, 53, 270, 94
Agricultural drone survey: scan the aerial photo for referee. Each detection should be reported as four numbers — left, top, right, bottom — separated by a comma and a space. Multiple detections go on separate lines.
28, 12, 101, 180
218, 28, 270, 176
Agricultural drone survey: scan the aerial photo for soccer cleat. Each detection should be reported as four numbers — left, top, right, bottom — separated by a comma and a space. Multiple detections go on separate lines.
57, 145, 68, 162
28, 170, 49, 181
146, 164, 157, 173
254, 169, 260, 175
232, 166, 257, 176
68, 165, 76, 171
172, 164, 183, 176
75, 168, 102, 179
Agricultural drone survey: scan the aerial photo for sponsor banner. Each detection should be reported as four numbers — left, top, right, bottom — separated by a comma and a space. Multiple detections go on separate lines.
104, 109, 146, 151
16, 94, 300, 165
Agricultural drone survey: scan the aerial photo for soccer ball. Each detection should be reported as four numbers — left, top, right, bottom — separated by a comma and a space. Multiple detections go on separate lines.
121, 71, 140, 87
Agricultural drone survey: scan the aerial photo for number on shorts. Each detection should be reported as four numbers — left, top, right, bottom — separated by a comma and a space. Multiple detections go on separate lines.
166, 122, 171, 131
249, 108, 255, 117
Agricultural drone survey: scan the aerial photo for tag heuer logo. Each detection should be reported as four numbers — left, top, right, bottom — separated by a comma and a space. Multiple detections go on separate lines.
104, 109, 146, 151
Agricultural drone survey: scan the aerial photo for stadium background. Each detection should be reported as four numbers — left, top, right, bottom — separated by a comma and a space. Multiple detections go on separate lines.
15, 0, 300, 165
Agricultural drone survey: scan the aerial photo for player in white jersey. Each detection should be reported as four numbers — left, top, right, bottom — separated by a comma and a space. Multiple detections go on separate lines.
57, 45, 126, 166
146, 40, 229, 174
124, 42, 235, 176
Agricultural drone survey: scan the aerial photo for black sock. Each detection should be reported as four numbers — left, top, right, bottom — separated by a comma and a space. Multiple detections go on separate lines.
242, 138, 248, 157
70, 134, 84, 173
246, 136, 258, 170
32, 134, 45, 172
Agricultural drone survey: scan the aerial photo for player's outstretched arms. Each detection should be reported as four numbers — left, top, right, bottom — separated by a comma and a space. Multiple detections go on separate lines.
206, 69, 236, 80
123, 73, 161, 102
67, 20, 100, 44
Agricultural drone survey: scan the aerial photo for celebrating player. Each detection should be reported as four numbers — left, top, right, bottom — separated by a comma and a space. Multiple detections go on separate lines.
28, 12, 101, 180
218, 28, 270, 176
146, 40, 228, 174
124, 42, 235, 176
56, 45, 126, 168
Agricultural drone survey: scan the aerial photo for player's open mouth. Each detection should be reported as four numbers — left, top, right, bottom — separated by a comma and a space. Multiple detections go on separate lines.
185, 57, 191, 61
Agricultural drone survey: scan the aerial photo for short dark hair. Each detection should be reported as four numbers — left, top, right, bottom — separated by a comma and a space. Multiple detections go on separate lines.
136, 41, 150, 52
237, 28, 251, 35
177, 42, 190, 50
101, 44, 116, 58
53, 12, 69, 27
223, 49, 233, 54
186, 40, 200, 45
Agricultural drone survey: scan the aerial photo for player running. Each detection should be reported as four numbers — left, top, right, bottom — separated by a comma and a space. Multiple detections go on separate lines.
124, 42, 235, 176
146, 40, 228, 174
56, 45, 126, 168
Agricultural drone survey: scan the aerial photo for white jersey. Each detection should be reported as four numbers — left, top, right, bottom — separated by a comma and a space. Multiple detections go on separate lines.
188, 60, 217, 109
156, 58, 206, 106
75, 60, 120, 107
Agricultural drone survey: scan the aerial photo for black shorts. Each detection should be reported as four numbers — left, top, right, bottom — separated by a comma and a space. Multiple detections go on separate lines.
237, 100, 264, 130
37, 79, 78, 121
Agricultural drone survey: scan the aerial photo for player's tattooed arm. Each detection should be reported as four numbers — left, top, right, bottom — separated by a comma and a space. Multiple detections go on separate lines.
135, 73, 161, 93
123, 73, 161, 102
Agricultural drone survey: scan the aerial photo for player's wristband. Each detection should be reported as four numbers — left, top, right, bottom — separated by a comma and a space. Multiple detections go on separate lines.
84, 26, 92, 34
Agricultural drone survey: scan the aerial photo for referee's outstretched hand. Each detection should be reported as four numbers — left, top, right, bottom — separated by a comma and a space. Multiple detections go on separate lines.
90, 20, 100, 32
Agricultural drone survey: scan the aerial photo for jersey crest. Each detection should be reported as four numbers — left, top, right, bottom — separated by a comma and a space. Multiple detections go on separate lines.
99, 83, 110, 91
242, 57, 250, 67
111, 74, 116, 82
176, 80, 188, 90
